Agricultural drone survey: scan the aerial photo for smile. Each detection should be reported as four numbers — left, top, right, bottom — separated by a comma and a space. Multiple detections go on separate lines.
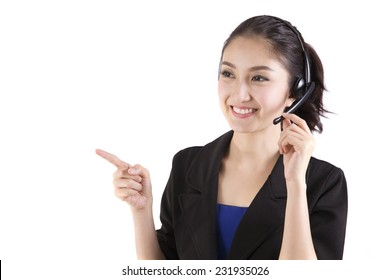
232, 106, 257, 114
231, 106, 258, 118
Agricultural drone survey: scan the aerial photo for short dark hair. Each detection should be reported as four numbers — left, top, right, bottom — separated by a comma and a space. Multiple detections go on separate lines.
220, 15, 328, 133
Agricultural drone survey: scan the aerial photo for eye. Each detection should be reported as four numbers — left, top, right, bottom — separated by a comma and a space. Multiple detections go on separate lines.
252, 75, 268, 82
220, 70, 234, 78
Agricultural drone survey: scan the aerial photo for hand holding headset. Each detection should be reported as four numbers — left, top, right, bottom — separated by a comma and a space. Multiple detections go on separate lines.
272, 17, 315, 125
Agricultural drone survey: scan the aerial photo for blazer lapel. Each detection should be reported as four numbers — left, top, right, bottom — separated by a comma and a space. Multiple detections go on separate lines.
178, 131, 233, 259
228, 155, 287, 259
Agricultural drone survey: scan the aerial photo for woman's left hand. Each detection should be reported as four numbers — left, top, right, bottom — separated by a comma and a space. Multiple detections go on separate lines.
278, 113, 316, 187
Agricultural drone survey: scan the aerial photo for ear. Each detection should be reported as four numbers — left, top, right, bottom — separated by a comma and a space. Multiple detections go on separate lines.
285, 96, 295, 108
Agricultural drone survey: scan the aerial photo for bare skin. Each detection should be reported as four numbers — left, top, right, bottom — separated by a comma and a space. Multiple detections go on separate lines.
95, 149, 165, 260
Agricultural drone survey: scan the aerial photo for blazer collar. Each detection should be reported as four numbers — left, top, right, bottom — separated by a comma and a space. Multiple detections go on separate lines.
179, 130, 288, 259
186, 130, 234, 192
185, 130, 287, 198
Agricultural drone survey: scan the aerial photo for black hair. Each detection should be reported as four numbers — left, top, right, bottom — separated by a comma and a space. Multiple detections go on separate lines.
220, 15, 328, 133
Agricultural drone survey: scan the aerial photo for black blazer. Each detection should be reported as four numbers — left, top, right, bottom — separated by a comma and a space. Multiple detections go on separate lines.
156, 131, 348, 260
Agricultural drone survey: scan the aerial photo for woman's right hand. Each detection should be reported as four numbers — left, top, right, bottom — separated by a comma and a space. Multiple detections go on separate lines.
95, 149, 152, 210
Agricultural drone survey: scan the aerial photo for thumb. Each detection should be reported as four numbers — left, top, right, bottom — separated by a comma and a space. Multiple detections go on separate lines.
128, 164, 150, 180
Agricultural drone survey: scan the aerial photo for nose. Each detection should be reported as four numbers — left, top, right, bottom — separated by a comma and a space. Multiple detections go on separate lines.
234, 79, 252, 102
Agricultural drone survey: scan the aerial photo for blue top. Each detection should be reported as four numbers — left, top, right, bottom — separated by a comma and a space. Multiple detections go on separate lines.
217, 203, 248, 259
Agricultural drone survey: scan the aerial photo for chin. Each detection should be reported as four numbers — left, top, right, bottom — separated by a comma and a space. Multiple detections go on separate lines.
228, 120, 276, 135
228, 123, 259, 134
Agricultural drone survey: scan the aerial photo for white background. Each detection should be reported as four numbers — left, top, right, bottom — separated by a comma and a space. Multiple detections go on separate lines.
1, 0, 389, 279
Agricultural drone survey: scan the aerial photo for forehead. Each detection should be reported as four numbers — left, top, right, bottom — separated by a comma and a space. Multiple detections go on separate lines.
222, 36, 284, 68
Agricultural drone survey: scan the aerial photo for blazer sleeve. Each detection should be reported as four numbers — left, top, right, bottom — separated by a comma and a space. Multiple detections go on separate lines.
156, 153, 180, 260
157, 149, 190, 260
309, 166, 348, 260
155, 147, 203, 259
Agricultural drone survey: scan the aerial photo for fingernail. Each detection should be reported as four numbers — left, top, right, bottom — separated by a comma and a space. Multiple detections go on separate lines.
128, 168, 137, 175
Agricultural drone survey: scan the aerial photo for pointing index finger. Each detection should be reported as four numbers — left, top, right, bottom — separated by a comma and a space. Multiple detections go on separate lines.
95, 149, 129, 169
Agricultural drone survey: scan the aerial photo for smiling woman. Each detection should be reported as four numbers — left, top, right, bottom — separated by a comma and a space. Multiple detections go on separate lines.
96, 15, 347, 260
218, 36, 291, 132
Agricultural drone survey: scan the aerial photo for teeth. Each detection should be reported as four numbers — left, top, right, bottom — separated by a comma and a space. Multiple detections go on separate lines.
233, 106, 256, 114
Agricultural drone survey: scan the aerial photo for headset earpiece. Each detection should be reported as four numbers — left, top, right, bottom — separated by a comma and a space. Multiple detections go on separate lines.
293, 77, 306, 97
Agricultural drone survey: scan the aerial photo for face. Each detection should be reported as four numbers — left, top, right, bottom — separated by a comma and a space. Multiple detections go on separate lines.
218, 36, 292, 134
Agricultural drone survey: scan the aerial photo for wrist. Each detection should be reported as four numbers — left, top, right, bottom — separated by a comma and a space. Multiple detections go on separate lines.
285, 176, 305, 186
130, 200, 153, 215
285, 179, 307, 196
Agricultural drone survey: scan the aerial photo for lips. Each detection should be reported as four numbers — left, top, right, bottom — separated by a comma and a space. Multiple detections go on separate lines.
232, 106, 257, 114
230, 106, 258, 118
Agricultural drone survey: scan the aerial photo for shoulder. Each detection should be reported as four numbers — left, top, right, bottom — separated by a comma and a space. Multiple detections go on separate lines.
162, 131, 233, 197
306, 157, 347, 206
307, 157, 346, 183
171, 131, 233, 166
166, 131, 233, 186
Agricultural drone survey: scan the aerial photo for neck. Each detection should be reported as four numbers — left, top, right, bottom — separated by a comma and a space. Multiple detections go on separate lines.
228, 128, 280, 166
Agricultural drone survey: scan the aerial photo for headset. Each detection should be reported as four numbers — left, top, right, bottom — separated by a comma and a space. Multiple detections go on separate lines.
272, 17, 316, 125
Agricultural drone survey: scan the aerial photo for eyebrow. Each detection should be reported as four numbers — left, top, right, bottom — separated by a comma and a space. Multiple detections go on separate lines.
221, 61, 274, 72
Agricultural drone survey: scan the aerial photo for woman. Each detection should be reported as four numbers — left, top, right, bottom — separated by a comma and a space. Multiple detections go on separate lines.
96, 15, 348, 260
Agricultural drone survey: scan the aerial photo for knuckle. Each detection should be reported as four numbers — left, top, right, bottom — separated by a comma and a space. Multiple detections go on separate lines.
136, 164, 147, 173
112, 169, 122, 179
114, 189, 124, 200
132, 182, 142, 191
133, 164, 142, 170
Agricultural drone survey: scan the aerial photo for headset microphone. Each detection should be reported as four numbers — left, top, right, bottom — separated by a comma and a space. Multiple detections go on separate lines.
272, 17, 315, 125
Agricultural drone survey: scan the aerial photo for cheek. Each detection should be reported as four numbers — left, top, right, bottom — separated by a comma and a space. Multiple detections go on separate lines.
217, 80, 229, 102
255, 87, 289, 113
260, 94, 285, 108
